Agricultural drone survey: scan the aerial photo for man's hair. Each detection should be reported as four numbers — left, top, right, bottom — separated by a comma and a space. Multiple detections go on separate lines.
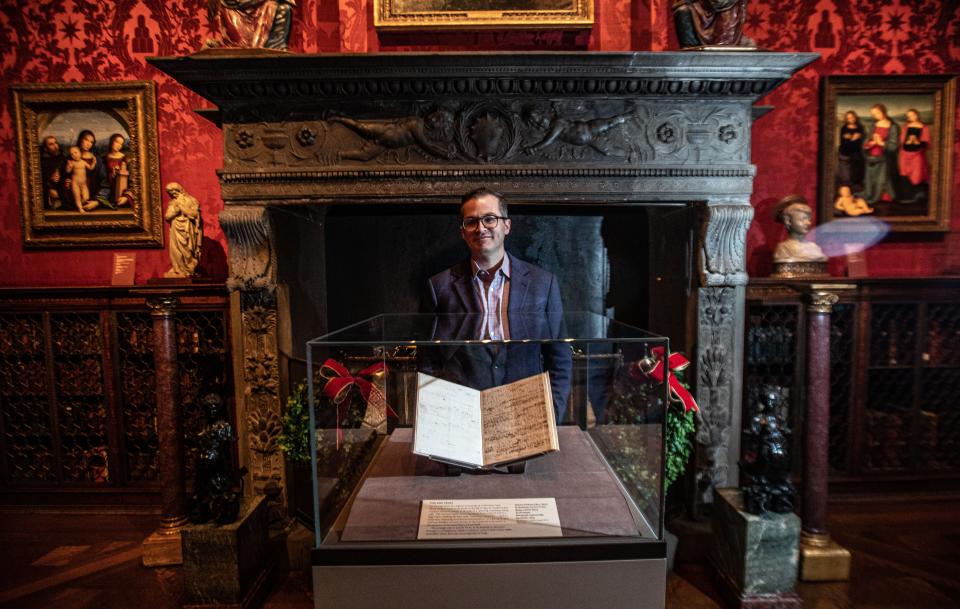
460, 187, 508, 217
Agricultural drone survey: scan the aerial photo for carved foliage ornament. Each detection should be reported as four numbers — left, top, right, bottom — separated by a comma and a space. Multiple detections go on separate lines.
646, 106, 747, 165
238, 291, 285, 496
695, 286, 737, 501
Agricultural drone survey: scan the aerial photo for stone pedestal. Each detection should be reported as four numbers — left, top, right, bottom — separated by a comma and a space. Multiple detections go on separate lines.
709, 488, 802, 609
182, 495, 274, 609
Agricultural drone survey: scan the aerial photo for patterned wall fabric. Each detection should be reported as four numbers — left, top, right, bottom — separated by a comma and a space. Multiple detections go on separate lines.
0, 0, 958, 285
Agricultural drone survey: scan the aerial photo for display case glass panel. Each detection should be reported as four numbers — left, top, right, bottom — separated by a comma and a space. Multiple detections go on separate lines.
306, 312, 668, 552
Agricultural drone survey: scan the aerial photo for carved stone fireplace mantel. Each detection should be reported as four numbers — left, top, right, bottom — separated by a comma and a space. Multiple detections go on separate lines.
151, 51, 816, 508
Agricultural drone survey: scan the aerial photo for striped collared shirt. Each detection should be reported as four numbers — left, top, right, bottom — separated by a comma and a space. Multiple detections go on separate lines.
471, 255, 511, 340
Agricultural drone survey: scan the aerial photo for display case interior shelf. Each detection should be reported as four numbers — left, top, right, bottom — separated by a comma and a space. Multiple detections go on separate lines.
0, 285, 234, 506
744, 277, 960, 493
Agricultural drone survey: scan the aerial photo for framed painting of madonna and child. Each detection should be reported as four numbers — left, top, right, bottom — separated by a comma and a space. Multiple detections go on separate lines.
819, 75, 955, 232
12, 81, 162, 248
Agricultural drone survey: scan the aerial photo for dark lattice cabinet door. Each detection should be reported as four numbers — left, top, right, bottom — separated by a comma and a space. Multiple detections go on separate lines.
0, 288, 233, 502
863, 300, 960, 474
0, 314, 56, 484
50, 313, 112, 485
923, 303, 960, 471
115, 311, 159, 485
862, 303, 919, 472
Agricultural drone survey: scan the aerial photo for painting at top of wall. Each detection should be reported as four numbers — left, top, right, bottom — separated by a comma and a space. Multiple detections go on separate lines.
374, 0, 593, 30
819, 75, 956, 233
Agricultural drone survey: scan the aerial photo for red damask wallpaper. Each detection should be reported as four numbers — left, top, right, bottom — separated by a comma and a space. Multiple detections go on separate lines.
0, 0, 957, 286
747, 0, 960, 277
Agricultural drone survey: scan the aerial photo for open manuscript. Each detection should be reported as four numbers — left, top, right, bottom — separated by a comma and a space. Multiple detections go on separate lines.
413, 372, 559, 468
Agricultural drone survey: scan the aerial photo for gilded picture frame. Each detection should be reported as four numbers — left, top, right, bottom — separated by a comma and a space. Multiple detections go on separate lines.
12, 81, 163, 249
819, 75, 956, 233
373, 0, 593, 31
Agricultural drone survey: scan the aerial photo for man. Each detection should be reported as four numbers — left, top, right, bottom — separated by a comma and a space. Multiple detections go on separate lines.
422, 187, 572, 420
40, 135, 65, 210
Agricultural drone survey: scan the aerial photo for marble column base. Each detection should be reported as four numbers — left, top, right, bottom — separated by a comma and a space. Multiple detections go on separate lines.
142, 526, 184, 567
799, 532, 851, 581
710, 488, 801, 607
182, 495, 274, 609
711, 569, 803, 609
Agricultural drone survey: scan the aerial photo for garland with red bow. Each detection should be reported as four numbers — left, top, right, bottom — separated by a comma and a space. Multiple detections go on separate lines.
631, 346, 699, 413
319, 358, 396, 446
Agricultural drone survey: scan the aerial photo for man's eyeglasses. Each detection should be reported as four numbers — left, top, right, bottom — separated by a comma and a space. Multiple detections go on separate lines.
461, 214, 508, 230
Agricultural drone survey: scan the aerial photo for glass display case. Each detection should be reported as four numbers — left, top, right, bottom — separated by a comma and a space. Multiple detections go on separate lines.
306, 312, 668, 609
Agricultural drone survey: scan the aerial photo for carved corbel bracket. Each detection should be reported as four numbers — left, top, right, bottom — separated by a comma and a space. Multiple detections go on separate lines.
699, 198, 753, 287
219, 206, 277, 293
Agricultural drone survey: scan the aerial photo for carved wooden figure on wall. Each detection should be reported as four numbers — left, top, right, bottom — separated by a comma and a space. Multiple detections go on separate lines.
673, 0, 755, 49
204, 0, 295, 51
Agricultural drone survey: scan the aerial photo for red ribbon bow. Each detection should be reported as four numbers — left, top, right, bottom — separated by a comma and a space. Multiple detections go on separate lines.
633, 347, 699, 413
319, 358, 396, 445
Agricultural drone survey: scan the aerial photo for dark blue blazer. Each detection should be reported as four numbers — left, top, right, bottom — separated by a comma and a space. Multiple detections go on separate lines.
422, 255, 572, 419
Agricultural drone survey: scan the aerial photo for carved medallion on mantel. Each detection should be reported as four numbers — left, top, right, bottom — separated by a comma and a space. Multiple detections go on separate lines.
151, 52, 817, 510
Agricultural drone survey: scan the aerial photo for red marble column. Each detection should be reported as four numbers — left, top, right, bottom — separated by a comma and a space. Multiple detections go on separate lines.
141, 292, 188, 566
799, 285, 851, 581
149, 294, 188, 532
802, 292, 835, 537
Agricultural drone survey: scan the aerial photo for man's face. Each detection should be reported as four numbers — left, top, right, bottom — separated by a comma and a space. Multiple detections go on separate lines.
43, 137, 59, 156
460, 193, 510, 259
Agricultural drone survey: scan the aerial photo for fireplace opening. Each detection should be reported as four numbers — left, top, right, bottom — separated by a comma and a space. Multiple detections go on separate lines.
274, 202, 696, 366
323, 203, 664, 326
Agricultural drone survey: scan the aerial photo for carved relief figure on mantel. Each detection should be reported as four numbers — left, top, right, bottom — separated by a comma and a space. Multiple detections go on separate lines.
673, 0, 756, 49
329, 109, 456, 162
204, 0, 295, 51
522, 105, 638, 158
164, 183, 203, 279
771, 195, 828, 279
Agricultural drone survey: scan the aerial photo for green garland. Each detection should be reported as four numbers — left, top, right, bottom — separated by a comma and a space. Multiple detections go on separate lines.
606, 357, 697, 493
278, 380, 312, 462
664, 367, 696, 491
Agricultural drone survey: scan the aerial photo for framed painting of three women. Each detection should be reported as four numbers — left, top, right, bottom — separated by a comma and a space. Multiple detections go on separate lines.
819, 75, 956, 232
13, 81, 162, 248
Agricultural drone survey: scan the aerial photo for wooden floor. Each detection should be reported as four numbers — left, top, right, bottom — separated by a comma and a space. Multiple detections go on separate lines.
1, 498, 957, 609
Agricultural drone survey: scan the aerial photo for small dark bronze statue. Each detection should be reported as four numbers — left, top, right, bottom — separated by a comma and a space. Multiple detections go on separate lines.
189, 393, 245, 525
673, 0, 755, 49
741, 386, 796, 514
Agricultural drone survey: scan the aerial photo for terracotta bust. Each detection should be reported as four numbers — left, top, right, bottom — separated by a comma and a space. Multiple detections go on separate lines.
773, 195, 827, 264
